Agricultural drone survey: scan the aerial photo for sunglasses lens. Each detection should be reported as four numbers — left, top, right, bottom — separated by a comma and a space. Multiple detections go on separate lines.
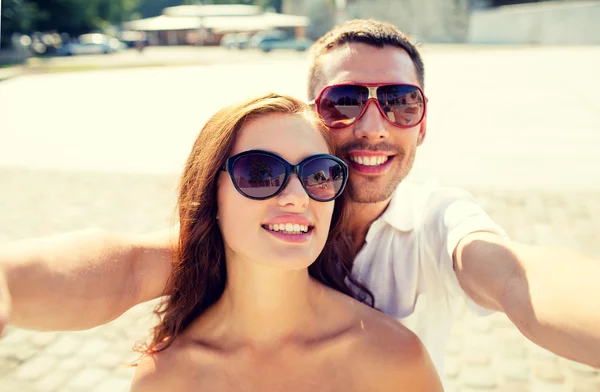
301, 158, 346, 201
318, 85, 369, 128
376, 85, 425, 127
232, 154, 287, 199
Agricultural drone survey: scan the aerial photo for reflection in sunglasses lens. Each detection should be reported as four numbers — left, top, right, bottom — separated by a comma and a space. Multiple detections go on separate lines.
319, 85, 425, 128
302, 158, 345, 201
376, 85, 424, 127
231, 154, 345, 201
320, 85, 368, 127
233, 155, 286, 199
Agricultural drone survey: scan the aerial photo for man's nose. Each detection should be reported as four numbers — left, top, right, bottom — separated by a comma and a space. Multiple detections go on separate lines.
353, 100, 390, 141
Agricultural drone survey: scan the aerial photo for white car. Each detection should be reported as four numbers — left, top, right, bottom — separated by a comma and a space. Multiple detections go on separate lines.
220, 32, 251, 49
58, 34, 125, 56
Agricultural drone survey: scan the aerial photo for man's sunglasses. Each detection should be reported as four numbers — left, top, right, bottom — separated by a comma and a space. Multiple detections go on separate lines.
222, 150, 348, 202
309, 83, 427, 129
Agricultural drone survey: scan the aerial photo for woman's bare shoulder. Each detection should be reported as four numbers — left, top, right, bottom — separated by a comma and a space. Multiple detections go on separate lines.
130, 352, 173, 392
345, 306, 444, 391
129, 340, 197, 392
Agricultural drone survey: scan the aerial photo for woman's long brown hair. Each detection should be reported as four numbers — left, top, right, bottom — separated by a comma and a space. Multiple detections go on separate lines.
142, 93, 374, 355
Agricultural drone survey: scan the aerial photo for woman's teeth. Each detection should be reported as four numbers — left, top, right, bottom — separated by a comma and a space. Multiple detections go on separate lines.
349, 155, 389, 166
266, 223, 309, 234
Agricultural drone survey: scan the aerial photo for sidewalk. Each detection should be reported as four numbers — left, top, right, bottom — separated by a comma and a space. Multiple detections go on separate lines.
0, 168, 598, 391
0, 46, 307, 81
0, 67, 22, 82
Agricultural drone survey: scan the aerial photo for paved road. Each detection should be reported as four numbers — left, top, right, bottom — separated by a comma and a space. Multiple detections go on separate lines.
1, 46, 599, 391
1, 45, 599, 189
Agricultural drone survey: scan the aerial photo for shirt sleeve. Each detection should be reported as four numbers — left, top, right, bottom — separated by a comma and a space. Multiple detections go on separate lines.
426, 187, 509, 316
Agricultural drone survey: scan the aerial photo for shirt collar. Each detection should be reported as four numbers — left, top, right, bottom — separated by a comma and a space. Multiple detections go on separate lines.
379, 180, 416, 232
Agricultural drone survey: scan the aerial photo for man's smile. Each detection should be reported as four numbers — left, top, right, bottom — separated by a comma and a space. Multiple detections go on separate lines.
347, 152, 396, 174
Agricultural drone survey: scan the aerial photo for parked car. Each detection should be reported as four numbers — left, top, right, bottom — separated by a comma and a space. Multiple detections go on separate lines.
57, 34, 125, 56
248, 30, 287, 49
220, 32, 252, 49
255, 36, 313, 53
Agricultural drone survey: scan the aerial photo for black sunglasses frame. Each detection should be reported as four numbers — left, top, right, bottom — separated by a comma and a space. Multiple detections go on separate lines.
221, 150, 348, 202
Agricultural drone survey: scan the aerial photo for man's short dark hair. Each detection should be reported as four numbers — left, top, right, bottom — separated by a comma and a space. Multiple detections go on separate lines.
307, 19, 425, 100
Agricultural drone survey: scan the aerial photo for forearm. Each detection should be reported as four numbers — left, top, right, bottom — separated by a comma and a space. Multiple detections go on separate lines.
502, 243, 600, 368
1, 229, 160, 331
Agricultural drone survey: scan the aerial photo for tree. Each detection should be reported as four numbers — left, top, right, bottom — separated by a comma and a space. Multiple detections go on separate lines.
1, 0, 43, 46
0, 0, 283, 49
248, 158, 274, 186
98, 0, 142, 25
183, 0, 281, 13
330, 164, 343, 182
134, 0, 186, 18
31, 0, 142, 34
211, 0, 255, 5
1, 0, 143, 45
257, 0, 282, 13
311, 171, 327, 184
490, 0, 545, 5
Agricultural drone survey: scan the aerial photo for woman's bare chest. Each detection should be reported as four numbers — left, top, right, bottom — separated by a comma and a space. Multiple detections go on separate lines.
170, 346, 363, 392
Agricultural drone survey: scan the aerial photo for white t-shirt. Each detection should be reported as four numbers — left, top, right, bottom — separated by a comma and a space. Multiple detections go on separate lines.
352, 180, 508, 379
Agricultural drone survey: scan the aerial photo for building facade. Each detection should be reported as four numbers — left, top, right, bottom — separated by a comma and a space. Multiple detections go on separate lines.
283, 0, 471, 43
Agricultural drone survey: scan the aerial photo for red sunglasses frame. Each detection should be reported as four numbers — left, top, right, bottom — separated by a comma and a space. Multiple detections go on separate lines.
309, 83, 428, 129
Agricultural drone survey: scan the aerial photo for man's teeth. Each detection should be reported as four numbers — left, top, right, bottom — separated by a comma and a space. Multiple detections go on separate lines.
267, 223, 309, 234
349, 155, 389, 166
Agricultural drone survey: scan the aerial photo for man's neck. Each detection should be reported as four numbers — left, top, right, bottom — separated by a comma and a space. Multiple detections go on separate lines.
347, 198, 391, 254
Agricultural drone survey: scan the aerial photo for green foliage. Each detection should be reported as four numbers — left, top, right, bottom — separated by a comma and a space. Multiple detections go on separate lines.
1, 0, 143, 39
1, 0, 42, 46
211, 0, 255, 5
134, 0, 185, 18
1, 0, 42, 34
490, 0, 545, 5
257, 0, 282, 13
1, 0, 284, 47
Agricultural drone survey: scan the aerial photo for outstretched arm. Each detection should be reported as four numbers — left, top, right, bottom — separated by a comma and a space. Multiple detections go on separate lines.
455, 232, 600, 368
0, 226, 177, 333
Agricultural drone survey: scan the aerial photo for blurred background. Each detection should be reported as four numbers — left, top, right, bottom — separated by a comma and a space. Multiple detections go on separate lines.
1, 1, 599, 391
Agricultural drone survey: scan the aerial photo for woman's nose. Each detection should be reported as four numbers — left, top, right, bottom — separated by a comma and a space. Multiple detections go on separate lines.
277, 175, 309, 208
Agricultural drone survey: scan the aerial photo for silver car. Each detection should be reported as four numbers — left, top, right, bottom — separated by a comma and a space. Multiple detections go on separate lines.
58, 34, 125, 56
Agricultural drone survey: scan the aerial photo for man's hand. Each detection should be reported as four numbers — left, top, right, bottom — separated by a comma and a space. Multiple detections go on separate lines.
0, 267, 10, 335
455, 232, 600, 369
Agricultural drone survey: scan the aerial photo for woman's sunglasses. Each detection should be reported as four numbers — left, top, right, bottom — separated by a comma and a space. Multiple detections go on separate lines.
222, 150, 348, 202
309, 83, 427, 129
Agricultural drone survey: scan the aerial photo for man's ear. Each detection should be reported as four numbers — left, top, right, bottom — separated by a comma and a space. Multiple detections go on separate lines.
417, 115, 427, 146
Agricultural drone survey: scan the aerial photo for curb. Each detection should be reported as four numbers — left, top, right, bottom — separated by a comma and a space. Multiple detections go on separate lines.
0, 67, 23, 82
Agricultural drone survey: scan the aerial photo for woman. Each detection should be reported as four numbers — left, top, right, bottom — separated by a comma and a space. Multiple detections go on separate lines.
131, 93, 443, 391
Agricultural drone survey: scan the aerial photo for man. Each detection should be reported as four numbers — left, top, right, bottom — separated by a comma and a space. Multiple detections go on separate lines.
1, 19, 599, 377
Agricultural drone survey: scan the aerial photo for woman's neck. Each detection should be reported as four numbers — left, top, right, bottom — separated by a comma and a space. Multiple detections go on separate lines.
194, 256, 326, 347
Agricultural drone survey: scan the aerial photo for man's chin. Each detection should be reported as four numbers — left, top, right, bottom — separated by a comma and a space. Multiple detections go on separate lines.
347, 184, 397, 204
347, 170, 408, 204
345, 153, 413, 203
